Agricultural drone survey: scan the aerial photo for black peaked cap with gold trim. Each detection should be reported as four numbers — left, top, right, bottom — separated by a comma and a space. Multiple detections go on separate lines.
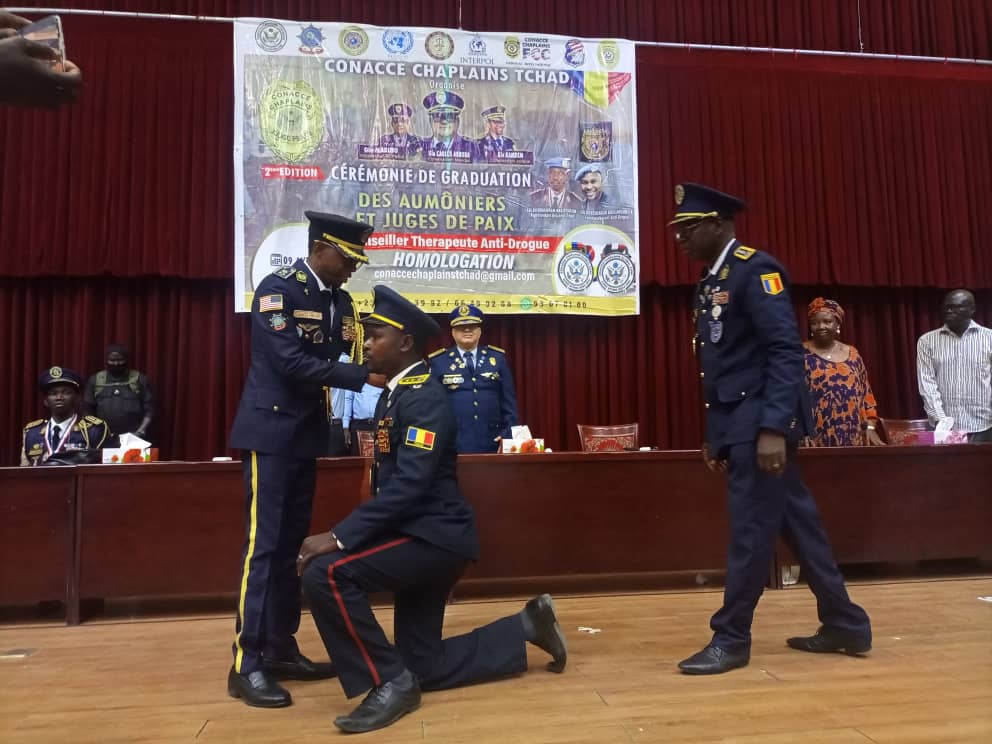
305, 211, 373, 264
361, 285, 440, 342
668, 183, 745, 226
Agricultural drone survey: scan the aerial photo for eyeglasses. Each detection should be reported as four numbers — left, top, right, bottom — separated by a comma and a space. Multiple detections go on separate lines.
431, 113, 458, 123
316, 240, 362, 268
673, 219, 710, 241
390, 116, 409, 124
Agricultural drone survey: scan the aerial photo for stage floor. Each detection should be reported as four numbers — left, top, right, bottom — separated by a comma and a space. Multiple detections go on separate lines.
1, 578, 990, 743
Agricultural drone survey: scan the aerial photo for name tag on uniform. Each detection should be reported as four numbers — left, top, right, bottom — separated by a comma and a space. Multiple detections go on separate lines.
442, 374, 464, 385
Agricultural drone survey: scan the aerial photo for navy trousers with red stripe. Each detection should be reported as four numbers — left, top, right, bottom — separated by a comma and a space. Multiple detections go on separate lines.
233, 452, 316, 674
302, 534, 528, 698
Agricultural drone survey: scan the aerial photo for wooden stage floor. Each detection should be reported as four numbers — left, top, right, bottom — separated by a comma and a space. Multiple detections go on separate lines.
1, 578, 990, 743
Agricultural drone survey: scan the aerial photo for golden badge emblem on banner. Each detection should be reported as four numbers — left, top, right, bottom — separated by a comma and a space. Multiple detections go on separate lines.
259, 80, 324, 163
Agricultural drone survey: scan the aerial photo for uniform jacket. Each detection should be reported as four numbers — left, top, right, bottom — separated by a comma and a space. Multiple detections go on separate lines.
694, 241, 813, 456
529, 188, 582, 209
229, 259, 368, 459
477, 135, 515, 159
428, 344, 519, 453
21, 414, 110, 465
377, 133, 422, 157
333, 362, 479, 560
422, 134, 478, 161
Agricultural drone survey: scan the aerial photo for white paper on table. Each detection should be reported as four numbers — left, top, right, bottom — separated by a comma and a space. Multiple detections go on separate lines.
510, 425, 533, 439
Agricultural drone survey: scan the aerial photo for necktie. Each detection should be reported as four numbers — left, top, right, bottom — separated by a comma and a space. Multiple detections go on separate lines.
322, 289, 336, 327
50, 424, 62, 449
464, 352, 475, 377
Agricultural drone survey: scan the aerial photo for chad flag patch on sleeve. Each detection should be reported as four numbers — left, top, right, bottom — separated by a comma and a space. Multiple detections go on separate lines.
760, 272, 784, 295
405, 427, 436, 451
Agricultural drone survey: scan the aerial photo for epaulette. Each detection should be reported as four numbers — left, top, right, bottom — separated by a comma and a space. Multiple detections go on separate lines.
84, 415, 104, 425
24, 418, 44, 430
487, 345, 506, 354
428, 348, 446, 359
273, 266, 294, 278
733, 246, 756, 260
399, 373, 431, 385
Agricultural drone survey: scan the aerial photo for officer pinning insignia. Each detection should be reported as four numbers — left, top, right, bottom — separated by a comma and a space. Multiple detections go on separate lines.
269, 313, 287, 331
405, 426, 436, 450
761, 272, 784, 295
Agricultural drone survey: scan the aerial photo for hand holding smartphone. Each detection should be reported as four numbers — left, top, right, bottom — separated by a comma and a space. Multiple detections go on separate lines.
18, 14, 65, 70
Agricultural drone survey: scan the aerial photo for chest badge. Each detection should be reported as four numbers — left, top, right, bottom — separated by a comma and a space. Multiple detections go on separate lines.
709, 321, 723, 343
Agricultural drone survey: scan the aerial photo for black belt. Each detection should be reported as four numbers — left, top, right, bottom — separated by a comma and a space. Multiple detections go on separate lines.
331, 418, 343, 424
350, 418, 375, 425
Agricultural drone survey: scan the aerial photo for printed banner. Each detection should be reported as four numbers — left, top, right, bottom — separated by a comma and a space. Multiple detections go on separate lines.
234, 19, 639, 315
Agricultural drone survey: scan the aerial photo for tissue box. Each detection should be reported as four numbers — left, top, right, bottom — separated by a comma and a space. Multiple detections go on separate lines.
102, 447, 159, 464
500, 438, 545, 454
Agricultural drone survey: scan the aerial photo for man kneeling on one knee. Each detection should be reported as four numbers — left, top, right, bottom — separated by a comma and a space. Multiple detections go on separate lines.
297, 285, 567, 734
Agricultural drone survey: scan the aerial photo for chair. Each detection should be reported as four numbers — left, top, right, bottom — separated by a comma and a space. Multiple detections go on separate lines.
877, 418, 931, 446
355, 429, 376, 457
577, 423, 639, 452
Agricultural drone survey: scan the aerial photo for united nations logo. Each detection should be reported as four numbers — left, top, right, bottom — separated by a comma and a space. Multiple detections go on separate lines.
597, 246, 636, 294
339, 26, 369, 56
564, 39, 585, 67
259, 80, 324, 163
557, 249, 595, 293
298, 24, 325, 55
504, 36, 520, 59
255, 21, 287, 53
382, 28, 413, 55
425, 31, 454, 60
469, 35, 487, 55
597, 40, 620, 69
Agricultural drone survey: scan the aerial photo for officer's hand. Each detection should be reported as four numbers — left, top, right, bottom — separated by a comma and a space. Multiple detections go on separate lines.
756, 430, 787, 476
701, 443, 726, 473
343, 429, 352, 448
0, 11, 32, 31
367, 373, 388, 388
0, 36, 82, 108
296, 531, 340, 576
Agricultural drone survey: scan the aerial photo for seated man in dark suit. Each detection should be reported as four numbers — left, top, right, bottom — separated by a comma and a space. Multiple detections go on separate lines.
298, 285, 566, 734
22, 366, 110, 465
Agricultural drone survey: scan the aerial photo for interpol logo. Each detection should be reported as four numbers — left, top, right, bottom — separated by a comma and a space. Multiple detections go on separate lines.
557, 251, 595, 293
339, 26, 369, 56
564, 39, 585, 67
504, 36, 520, 59
425, 31, 455, 60
382, 28, 413, 55
255, 21, 287, 53
597, 248, 636, 294
469, 35, 487, 55
298, 25, 325, 55
259, 80, 324, 163
597, 40, 620, 69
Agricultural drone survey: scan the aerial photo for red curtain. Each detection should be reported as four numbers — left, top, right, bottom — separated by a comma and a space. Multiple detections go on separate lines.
2, 11, 991, 464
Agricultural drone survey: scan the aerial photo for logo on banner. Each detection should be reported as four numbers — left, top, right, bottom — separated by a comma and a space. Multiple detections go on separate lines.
255, 21, 287, 53
557, 246, 595, 292
259, 80, 324, 163
425, 31, 455, 60
522, 36, 552, 64
338, 26, 369, 56
597, 40, 620, 69
298, 25, 326, 55
504, 36, 521, 59
564, 39, 585, 67
580, 122, 613, 162
382, 28, 413, 55
597, 245, 636, 294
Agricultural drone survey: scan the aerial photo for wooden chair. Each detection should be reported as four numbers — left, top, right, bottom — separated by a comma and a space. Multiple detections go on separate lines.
878, 418, 931, 446
576, 423, 639, 452
355, 429, 376, 457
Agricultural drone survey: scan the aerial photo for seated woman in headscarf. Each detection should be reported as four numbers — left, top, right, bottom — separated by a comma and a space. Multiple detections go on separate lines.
803, 298, 884, 447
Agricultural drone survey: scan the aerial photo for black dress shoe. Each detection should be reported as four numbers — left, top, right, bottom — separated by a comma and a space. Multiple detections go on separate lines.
263, 653, 337, 680
333, 670, 421, 733
678, 645, 750, 675
786, 626, 872, 655
523, 593, 568, 673
227, 667, 292, 708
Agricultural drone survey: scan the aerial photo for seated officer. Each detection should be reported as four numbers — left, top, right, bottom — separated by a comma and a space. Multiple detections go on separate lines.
298, 285, 566, 734
22, 367, 110, 465
428, 304, 519, 453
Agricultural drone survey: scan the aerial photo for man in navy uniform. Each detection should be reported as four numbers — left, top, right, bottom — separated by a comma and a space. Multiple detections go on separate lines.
298, 285, 566, 734
529, 157, 582, 208
670, 183, 871, 674
227, 211, 387, 708
21, 367, 110, 466
476, 104, 514, 159
428, 303, 519, 453
377, 102, 421, 158
421, 91, 477, 161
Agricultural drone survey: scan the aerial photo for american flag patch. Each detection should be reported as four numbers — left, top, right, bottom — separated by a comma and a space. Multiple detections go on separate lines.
259, 294, 283, 311
405, 427, 436, 451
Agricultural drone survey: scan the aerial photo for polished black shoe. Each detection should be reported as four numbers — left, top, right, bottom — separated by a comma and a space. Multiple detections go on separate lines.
333, 670, 422, 733
227, 667, 292, 708
678, 645, 750, 675
263, 653, 337, 681
786, 626, 872, 655
524, 593, 568, 673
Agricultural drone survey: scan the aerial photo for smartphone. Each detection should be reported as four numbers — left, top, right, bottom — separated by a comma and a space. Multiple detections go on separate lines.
18, 14, 66, 70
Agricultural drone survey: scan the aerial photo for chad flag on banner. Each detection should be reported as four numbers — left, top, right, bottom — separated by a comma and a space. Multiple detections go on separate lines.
569, 71, 632, 109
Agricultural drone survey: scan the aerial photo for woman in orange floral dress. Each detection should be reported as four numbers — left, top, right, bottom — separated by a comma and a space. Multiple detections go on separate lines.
803, 298, 885, 447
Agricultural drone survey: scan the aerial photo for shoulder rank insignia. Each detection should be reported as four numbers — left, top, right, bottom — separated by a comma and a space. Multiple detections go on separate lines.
24, 418, 44, 430
760, 272, 784, 295
405, 427, 436, 451
733, 246, 756, 260
84, 415, 103, 425
400, 373, 431, 385
428, 348, 446, 358
487, 345, 506, 354
274, 266, 294, 278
